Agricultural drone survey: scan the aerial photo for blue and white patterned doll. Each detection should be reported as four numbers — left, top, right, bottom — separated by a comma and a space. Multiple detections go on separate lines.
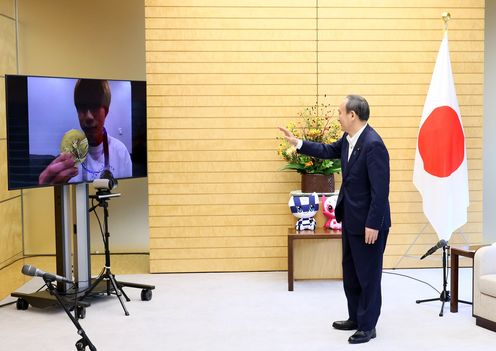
288, 192, 319, 231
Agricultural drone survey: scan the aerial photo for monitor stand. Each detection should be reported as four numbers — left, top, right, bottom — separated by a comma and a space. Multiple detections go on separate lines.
11, 183, 155, 317
11, 184, 91, 312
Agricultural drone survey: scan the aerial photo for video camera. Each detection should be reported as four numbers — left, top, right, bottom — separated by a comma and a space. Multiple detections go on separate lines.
92, 169, 118, 191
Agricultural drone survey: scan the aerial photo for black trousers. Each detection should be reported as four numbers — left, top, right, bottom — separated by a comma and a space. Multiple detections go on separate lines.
341, 228, 389, 331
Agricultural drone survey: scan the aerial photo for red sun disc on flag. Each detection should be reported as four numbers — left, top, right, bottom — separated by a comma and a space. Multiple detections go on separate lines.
418, 106, 465, 178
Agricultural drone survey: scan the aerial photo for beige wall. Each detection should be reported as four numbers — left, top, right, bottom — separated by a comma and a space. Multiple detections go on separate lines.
0, 0, 23, 300
17, 0, 146, 80
0, 0, 486, 299
1, 0, 148, 299
146, 0, 484, 272
16, 0, 149, 255
1, 0, 149, 300
484, 0, 496, 244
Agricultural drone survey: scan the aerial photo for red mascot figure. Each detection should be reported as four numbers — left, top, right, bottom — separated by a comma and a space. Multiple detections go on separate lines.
322, 194, 342, 231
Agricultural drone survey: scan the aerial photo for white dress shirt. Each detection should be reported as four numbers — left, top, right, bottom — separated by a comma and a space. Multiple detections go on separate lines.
346, 123, 368, 161
296, 139, 303, 149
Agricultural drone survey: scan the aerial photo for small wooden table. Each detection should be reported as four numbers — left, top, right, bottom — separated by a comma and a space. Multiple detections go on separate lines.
287, 228, 342, 291
450, 245, 486, 313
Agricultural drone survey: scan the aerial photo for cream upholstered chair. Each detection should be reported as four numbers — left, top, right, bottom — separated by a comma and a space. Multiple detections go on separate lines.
473, 244, 496, 331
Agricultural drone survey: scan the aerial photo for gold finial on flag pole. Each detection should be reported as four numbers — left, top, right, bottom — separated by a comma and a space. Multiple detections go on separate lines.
442, 12, 451, 32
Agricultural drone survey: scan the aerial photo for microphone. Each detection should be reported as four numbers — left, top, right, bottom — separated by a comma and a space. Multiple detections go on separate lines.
21, 264, 73, 284
420, 239, 448, 260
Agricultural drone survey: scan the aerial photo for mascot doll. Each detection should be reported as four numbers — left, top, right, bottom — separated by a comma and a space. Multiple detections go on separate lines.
322, 194, 342, 231
288, 192, 319, 231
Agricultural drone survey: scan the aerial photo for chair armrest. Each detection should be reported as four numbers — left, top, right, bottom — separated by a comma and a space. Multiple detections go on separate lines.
474, 246, 496, 315
474, 245, 496, 277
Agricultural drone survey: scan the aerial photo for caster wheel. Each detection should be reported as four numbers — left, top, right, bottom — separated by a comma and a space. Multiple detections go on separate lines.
16, 298, 29, 310
141, 289, 152, 301
76, 306, 86, 319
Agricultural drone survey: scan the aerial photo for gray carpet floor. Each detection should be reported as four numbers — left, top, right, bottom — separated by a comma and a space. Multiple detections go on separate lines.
0, 268, 494, 350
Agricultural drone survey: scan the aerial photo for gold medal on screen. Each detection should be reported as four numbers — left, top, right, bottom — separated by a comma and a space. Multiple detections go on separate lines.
60, 129, 88, 164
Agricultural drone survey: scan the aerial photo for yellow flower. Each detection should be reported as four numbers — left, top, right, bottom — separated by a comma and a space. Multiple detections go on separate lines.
286, 146, 297, 156
277, 101, 342, 175
307, 128, 320, 138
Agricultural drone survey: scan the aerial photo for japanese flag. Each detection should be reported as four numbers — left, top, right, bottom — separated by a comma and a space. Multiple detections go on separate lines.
413, 33, 469, 241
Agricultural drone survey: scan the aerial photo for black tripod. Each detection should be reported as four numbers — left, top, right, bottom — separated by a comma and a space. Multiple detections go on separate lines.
416, 245, 470, 316
83, 190, 130, 316
45, 278, 97, 351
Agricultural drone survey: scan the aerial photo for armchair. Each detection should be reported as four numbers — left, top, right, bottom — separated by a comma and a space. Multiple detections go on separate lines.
473, 244, 496, 331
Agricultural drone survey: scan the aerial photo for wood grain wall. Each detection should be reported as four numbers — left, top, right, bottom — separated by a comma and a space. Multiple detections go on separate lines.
145, 0, 484, 272
0, 0, 23, 299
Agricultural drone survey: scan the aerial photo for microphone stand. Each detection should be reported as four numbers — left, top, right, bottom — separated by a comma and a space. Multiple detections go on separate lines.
415, 245, 470, 316
44, 277, 97, 351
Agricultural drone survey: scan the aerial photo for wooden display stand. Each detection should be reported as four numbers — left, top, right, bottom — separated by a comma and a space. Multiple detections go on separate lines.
287, 228, 342, 291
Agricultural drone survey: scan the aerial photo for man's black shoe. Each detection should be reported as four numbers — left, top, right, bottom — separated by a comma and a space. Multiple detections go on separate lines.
348, 329, 376, 344
332, 319, 358, 330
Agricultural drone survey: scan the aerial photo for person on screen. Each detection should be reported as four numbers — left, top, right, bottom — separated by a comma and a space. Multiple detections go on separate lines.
38, 79, 132, 185
278, 95, 390, 344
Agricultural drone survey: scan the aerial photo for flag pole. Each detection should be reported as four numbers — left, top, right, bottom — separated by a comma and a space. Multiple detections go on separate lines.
439, 11, 470, 248
442, 11, 451, 32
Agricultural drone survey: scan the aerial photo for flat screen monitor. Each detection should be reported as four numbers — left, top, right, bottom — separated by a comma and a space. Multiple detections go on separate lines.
5, 75, 147, 190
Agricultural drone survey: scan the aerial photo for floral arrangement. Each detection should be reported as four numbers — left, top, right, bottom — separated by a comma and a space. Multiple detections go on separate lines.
278, 103, 342, 175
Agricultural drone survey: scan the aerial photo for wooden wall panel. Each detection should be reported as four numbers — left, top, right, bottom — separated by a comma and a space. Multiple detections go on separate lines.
319, 0, 483, 268
145, 0, 484, 272
0, 198, 22, 264
0, 141, 20, 202
146, 0, 316, 272
0, 0, 22, 300
0, 77, 6, 140
0, 0, 14, 17
0, 13, 16, 78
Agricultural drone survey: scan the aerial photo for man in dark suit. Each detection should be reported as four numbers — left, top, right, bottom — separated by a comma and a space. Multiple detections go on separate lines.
279, 95, 390, 344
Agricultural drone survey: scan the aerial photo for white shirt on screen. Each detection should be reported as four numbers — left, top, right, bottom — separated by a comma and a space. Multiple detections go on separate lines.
69, 135, 132, 183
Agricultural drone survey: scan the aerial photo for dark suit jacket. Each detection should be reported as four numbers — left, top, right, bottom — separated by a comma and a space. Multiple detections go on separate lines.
299, 125, 391, 235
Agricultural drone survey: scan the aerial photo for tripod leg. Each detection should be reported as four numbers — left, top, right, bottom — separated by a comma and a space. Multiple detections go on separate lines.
108, 273, 130, 316
440, 299, 445, 317
106, 276, 111, 296
416, 297, 440, 304
113, 277, 131, 302
117, 282, 131, 302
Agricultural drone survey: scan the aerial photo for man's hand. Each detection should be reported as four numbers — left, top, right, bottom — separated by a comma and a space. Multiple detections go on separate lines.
365, 227, 379, 244
38, 153, 78, 185
278, 127, 300, 147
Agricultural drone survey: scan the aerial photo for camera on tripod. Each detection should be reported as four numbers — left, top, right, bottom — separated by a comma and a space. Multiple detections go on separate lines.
93, 169, 118, 191
91, 170, 121, 200
92, 178, 117, 191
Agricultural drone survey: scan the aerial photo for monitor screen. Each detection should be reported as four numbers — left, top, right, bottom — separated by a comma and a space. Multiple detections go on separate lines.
5, 75, 147, 190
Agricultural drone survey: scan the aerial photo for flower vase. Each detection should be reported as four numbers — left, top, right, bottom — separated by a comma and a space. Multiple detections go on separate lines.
301, 173, 335, 193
